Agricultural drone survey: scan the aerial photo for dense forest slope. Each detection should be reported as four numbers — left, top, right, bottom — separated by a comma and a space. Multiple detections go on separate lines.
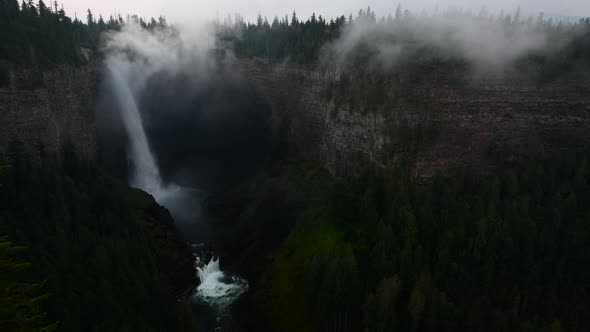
227, 156, 590, 332
0, 5, 195, 331
0, 151, 196, 331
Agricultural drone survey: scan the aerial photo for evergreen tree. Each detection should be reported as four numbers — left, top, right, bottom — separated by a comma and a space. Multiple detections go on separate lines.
0, 236, 57, 332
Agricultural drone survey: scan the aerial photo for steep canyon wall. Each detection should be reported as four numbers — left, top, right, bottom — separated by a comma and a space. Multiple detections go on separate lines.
2, 58, 589, 179
0, 62, 97, 164
238, 59, 590, 178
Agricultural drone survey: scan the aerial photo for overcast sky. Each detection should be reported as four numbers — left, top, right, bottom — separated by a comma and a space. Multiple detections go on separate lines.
59, 0, 590, 23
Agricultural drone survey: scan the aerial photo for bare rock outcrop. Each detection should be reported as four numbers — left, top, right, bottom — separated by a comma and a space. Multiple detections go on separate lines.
239, 59, 590, 178
0, 62, 97, 164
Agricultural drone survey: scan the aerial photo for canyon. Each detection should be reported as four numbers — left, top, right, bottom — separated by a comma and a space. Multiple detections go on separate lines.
3, 54, 590, 332
3, 5, 590, 331
0, 61, 97, 164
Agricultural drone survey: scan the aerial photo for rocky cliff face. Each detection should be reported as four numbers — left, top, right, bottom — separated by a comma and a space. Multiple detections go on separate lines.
2, 58, 589, 179
0, 62, 97, 164
239, 59, 590, 178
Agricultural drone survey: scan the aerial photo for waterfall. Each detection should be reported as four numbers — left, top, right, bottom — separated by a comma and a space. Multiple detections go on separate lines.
107, 57, 248, 312
107, 60, 163, 195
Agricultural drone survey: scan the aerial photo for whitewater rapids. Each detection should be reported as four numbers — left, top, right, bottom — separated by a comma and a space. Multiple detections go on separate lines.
192, 257, 248, 311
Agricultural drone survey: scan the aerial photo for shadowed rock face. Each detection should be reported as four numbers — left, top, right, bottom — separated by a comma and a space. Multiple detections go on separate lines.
96, 63, 273, 193
0, 62, 97, 164
239, 58, 590, 178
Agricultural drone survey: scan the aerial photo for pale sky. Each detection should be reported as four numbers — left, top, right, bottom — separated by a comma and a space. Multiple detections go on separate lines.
59, 0, 590, 23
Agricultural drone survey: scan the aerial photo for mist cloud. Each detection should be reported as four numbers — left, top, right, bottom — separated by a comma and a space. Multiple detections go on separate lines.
324, 10, 576, 74
103, 22, 218, 95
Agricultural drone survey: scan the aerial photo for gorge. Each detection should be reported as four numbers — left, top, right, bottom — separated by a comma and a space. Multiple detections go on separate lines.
103, 35, 251, 326
3, 45, 590, 332
2, 4, 590, 332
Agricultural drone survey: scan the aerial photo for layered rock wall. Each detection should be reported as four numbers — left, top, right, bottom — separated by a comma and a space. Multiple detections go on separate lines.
0, 63, 97, 164
240, 59, 590, 178
2, 57, 589, 179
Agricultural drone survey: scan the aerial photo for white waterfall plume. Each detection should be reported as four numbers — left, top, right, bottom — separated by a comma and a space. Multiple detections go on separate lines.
107, 59, 164, 195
